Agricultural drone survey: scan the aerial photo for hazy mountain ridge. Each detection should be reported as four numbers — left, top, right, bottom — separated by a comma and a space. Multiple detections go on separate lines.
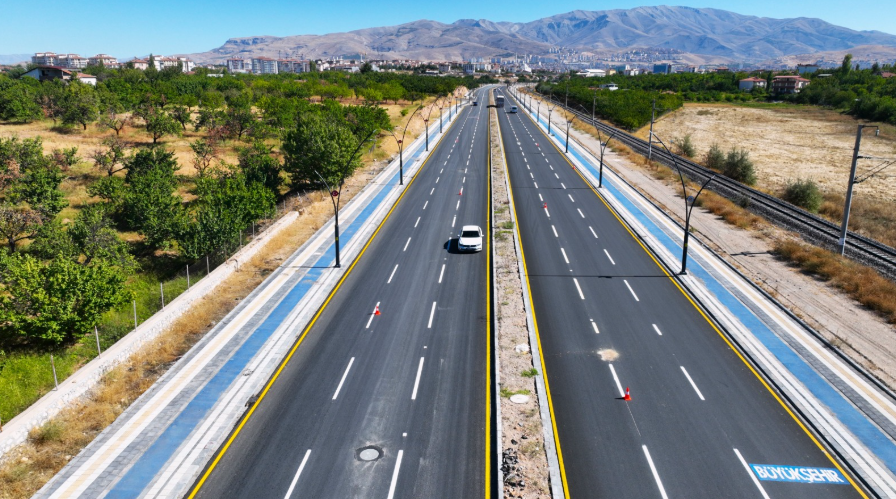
185, 6, 896, 64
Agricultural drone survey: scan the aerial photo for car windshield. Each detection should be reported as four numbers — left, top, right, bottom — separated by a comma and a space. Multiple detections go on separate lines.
461, 230, 479, 238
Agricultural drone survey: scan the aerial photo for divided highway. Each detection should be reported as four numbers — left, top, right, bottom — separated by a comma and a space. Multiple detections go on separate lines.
190, 87, 494, 499
496, 88, 866, 498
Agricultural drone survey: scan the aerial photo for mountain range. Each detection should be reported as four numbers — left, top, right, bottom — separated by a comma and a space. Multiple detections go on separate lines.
185, 6, 896, 65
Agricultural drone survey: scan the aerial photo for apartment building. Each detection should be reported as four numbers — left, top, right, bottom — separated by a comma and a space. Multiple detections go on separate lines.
251, 57, 278, 74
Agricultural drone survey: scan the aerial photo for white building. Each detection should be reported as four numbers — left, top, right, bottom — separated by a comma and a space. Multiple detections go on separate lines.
576, 69, 606, 77
226, 59, 249, 73
251, 57, 278, 74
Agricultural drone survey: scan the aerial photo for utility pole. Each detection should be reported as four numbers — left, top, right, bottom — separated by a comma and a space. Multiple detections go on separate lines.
647, 98, 656, 161
837, 124, 880, 255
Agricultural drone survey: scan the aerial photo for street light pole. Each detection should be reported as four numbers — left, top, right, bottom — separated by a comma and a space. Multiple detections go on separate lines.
578, 103, 615, 188
386, 104, 423, 185
647, 98, 656, 161
652, 133, 714, 274
314, 128, 380, 268
837, 124, 880, 255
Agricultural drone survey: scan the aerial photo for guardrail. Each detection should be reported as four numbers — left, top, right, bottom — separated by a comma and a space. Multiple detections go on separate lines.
511, 85, 896, 279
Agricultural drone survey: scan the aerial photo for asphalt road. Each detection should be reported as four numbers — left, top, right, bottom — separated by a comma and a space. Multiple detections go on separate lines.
191, 87, 493, 499
496, 88, 865, 499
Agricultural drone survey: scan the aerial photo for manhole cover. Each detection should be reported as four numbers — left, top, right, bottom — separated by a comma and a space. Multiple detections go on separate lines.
510, 394, 530, 404
357, 445, 383, 462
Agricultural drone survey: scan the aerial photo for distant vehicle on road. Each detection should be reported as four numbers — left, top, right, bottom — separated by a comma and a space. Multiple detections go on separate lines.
496, 95, 505, 108
458, 225, 484, 252
510, 105, 518, 113
472, 101, 478, 106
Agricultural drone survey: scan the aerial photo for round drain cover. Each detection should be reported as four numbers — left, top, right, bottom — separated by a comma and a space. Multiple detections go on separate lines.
356, 445, 383, 462
510, 394, 530, 404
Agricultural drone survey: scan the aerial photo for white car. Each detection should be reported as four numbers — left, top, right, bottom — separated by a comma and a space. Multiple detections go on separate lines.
457, 225, 484, 252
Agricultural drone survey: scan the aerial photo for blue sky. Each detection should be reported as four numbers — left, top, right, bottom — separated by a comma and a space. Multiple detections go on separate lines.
1, 1, 893, 58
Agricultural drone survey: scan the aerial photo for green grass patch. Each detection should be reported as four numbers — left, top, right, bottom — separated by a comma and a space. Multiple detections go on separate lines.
521, 368, 538, 378
500, 387, 531, 398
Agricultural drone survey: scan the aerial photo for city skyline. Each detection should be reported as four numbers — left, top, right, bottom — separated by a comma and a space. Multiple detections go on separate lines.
2, 1, 895, 59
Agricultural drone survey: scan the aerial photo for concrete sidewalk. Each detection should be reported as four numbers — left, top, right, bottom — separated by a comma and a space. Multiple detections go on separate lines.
514, 86, 896, 497
31, 105, 466, 499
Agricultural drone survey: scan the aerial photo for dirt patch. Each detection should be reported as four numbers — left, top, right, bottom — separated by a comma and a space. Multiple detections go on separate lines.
597, 349, 619, 362
640, 103, 896, 204
491, 100, 551, 498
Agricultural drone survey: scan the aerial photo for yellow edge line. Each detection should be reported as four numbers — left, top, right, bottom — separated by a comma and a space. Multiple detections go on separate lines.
187, 111, 461, 499
531, 100, 869, 498
497, 100, 572, 498
485, 92, 492, 499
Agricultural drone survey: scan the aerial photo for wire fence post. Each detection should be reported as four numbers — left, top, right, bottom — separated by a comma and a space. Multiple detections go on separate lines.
206, 254, 210, 277
133, 300, 137, 329
160, 282, 165, 308
94, 325, 101, 355
239, 230, 243, 252
50, 354, 58, 391
186, 264, 190, 288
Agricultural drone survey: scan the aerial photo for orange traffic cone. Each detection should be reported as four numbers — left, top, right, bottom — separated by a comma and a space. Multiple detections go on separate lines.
623, 387, 631, 401
374, 305, 381, 316
459, 189, 463, 195
543, 202, 547, 209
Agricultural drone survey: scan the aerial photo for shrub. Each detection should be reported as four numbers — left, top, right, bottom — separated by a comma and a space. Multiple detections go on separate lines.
704, 143, 725, 170
782, 178, 823, 212
722, 148, 756, 185
672, 134, 696, 158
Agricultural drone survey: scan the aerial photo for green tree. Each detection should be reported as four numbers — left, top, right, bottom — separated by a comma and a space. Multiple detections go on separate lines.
282, 114, 365, 188
237, 141, 281, 193
121, 148, 182, 248
1, 136, 68, 218
782, 178, 823, 212
176, 172, 275, 259
61, 82, 99, 130
840, 54, 853, 76
144, 108, 181, 143
703, 143, 725, 170
0, 83, 42, 123
169, 104, 192, 131
0, 250, 133, 346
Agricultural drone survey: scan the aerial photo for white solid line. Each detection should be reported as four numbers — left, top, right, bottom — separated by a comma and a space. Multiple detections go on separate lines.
624, 279, 639, 301
577, 208, 585, 218
403, 237, 411, 251
681, 366, 706, 401
604, 249, 615, 265
428, 301, 437, 328
411, 357, 425, 400
552, 225, 558, 237
332, 358, 355, 400
734, 448, 771, 499
388, 265, 399, 283
573, 277, 584, 300
652, 324, 663, 336
283, 449, 312, 499
386, 450, 404, 499
589, 226, 598, 238
366, 302, 380, 328
568, 194, 575, 202
643, 446, 669, 499
414, 217, 420, 228
423, 201, 428, 210
534, 181, 539, 188
561, 248, 570, 264
608, 364, 624, 397
439, 264, 445, 283
591, 320, 600, 334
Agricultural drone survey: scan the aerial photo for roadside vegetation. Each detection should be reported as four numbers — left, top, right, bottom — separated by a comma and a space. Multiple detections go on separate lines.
0, 65, 488, 424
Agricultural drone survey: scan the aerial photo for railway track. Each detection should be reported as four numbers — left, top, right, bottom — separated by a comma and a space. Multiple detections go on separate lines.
512, 86, 896, 278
